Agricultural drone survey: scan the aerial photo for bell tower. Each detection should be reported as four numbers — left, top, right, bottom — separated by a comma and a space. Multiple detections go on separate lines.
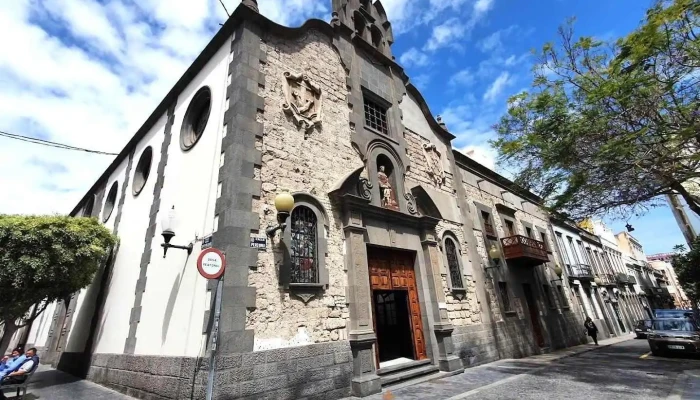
332, 0, 395, 59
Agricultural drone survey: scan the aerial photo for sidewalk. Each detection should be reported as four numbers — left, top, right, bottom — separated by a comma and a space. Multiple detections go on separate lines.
343, 334, 635, 400
1, 365, 132, 400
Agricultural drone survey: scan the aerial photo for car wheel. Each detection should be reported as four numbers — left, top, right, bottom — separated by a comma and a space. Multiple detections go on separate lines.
636, 334, 643, 339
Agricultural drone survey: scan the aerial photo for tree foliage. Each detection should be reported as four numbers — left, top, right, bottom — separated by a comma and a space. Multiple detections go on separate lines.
0, 215, 116, 352
493, 0, 700, 220
671, 238, 700, 310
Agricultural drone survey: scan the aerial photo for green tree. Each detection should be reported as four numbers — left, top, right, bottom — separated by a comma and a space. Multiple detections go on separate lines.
493, 0, 700, 220
671, 238, 700, 316
0, 215, 116, 354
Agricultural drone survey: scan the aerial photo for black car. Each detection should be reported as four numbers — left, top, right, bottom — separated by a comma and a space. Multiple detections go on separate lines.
635, 319, 653, 338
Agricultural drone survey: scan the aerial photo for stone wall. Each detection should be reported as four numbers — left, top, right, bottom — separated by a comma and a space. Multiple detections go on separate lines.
83, 341, 353, 400
404, 129, 455, 196
248, 29, 361, 349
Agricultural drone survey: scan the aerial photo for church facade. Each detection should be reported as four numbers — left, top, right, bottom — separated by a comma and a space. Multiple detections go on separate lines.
26, 1, 590, 399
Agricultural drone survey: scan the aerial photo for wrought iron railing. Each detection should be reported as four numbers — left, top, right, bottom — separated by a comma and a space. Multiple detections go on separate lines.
597, 273, 616, 286
615, 272, 629, 284
567, 264, 594, 279
500, 235, 549, 262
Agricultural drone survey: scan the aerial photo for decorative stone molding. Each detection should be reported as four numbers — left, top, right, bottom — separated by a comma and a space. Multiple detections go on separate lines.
357, 176, 373, 201
422, 143, 445, 186
282, 71, 323, 134
404, 191, 419, 215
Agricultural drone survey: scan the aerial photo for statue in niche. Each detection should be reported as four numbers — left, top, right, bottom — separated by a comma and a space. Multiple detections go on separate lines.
422, 143, 445, 186
282, 71, 323, 134
378, 165, 399, 210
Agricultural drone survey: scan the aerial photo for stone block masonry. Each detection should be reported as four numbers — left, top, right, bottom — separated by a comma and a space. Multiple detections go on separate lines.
84, 341, 353, 400
248, 28, 361, 348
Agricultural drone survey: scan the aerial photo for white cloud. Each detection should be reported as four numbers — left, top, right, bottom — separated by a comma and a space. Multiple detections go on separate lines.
399, 47, 430, 67
477, 25, 518, 53
411, 74, 432, 90
483, 71, 513, 102
461, 144, 497, 170
0, 0, 328, 215
449, 69, 475, 86
424, 18, 466, 51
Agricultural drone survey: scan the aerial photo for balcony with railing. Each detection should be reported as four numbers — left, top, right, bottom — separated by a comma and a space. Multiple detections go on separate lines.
500, 235, 549, 266
567, 264, 594, 280
615, 272, 630, 284
597, 273, 616, 286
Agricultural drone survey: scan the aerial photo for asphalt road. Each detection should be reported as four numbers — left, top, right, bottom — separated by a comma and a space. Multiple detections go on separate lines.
464, 339, 700, 400
354, 337, 700, 400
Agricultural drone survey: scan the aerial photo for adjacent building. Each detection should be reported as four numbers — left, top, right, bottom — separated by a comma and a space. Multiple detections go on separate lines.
615, 231, 654, 318
647, 253, 691, 309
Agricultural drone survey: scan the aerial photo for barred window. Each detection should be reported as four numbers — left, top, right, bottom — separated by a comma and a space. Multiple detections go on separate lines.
445, 238, 464, 289
499, 282, 512, 312
290, 206, 318, 283
364, 96, 389, 135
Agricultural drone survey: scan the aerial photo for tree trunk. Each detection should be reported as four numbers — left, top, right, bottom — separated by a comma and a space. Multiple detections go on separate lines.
0, 319, 18, 355
673, 182, 700, 218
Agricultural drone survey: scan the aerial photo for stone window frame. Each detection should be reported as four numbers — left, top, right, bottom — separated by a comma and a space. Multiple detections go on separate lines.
441, 231, 467, 293
498, 281, 515, 314
362, 88, 392, 138
536, 226, 552, 254
281, 192, 329, 291
521, 221, 535, 239
473, 201, 502, 269
556, 284, 570, 310
497, 210, 518, 239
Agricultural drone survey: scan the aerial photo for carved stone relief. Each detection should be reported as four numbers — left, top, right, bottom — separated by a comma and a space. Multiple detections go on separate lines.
282, 71, 323, 133
422, 143, 445, 186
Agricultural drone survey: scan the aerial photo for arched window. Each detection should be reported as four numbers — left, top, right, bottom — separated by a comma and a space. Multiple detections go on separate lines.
281, 193, 329, 302
371, 26, 384, 52
290, 206, 318, 283
444, 238, 464, 289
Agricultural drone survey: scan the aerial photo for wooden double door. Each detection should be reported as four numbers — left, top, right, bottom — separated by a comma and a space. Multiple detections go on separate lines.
368, 247, 427, 363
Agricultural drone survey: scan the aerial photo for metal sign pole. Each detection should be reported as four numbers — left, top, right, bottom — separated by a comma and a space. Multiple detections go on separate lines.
205, 277, 223, 400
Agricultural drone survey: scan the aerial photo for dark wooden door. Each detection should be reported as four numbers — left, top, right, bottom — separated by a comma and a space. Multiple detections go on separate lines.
522, 284, 545, 348
368, 248, 427, 361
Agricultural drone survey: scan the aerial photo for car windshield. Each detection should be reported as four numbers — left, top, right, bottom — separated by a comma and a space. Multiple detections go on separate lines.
653, 320, 696, 331
637, 320, 652, 328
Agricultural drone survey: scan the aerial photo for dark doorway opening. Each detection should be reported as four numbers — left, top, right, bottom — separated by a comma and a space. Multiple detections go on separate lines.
373, 290, 414, 362
522, 283, 545, 348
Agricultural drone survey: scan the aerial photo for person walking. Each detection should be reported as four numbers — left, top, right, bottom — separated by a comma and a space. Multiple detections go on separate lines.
585, 316, 599, 345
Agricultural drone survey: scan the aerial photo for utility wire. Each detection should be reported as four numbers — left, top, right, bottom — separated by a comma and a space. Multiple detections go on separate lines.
0, 130, 119, 156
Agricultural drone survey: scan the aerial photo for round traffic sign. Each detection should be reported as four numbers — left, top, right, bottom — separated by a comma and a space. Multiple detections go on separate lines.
197, 248, 226, 279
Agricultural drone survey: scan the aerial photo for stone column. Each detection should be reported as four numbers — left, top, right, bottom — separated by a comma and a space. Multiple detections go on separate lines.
421, 229, 463, 373
344, 210, 381, 397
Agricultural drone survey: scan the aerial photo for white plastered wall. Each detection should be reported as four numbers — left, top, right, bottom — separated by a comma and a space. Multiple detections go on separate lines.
134, 35, 231, 357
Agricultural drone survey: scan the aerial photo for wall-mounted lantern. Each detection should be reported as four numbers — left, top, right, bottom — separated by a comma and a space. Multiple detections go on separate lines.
485, 244, 501, 269
550, 264, 564, 284
161, 206, 194, 258
594, 277, 603, 286
266, 191, 295, 237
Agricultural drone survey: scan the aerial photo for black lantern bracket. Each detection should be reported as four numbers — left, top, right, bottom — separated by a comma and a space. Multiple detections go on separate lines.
161, 229, 194, 258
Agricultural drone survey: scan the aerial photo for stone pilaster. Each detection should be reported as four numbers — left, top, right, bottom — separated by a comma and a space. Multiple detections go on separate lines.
343, 210, 381, 397
421, 229, 463, 373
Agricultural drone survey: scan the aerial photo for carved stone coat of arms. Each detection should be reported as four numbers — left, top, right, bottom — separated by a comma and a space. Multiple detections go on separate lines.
282, 71, 323, 133
422, 143, 445, 185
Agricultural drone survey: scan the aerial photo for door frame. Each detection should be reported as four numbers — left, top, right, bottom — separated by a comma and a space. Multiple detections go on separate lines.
367, 246, 427, 366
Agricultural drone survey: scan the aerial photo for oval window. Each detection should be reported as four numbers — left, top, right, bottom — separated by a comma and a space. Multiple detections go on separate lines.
103, 182, 119, 223
180, 86, 212, 151
132, 146, 153, 196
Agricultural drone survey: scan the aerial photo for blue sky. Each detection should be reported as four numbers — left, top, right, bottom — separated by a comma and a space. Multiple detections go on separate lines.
0, 0, 686, 253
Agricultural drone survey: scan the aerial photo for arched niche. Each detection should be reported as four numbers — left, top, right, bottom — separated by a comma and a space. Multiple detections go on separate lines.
367, 140, 407, 212
371, 25, 384, 53
353, 10, 368, 42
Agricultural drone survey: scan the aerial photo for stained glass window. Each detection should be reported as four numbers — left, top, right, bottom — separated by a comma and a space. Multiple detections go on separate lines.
445, 238, 464, 289
290, 206, 318, 283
